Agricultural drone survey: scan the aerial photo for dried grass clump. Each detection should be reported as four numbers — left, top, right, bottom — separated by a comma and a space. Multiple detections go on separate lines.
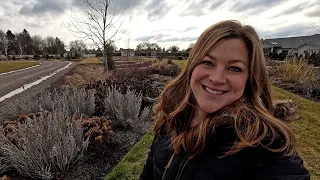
150, 61, 181, 76
0, 108, 89, 179
270, 57, 318, 84
62, 65, 108, 88
273, 99, 300, 123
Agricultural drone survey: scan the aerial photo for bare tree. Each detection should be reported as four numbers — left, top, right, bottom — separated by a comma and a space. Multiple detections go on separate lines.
17, 41, 24, 57
69, 40, 87, 51
66, 0, 123, 72
32, 35, 45, 55
0, 30, 10, 59
168, 45, 180, 53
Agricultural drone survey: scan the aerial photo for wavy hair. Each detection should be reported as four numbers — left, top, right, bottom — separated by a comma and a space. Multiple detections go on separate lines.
153, 20, 298, 159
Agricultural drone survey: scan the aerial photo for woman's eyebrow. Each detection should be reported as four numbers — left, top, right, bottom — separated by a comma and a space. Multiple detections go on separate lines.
206, 54, 246, 66
206, 54, 216, 60
228, 59, 247, 66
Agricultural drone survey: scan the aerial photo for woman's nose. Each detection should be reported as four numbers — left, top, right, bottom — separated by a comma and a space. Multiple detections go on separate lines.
208, 68, 226, 84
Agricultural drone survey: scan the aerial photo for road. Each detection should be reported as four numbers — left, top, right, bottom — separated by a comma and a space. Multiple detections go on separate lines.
0, 61, 72, 98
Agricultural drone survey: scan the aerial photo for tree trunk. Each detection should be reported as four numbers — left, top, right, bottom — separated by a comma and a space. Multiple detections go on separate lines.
103, 48, 108, 72
5, 48, 8, 59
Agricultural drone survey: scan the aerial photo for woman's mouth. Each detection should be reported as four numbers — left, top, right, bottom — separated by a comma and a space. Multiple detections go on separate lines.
202, 85, 227, 95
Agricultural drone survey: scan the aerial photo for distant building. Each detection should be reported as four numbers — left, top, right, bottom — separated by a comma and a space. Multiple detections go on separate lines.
83, 54, 96, 58
120, 48, 135, 57
135, 50, 158, 57
262, 34, 320, 56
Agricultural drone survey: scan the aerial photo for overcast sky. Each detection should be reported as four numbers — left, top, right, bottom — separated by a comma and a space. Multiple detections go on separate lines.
1, 0, 320, 50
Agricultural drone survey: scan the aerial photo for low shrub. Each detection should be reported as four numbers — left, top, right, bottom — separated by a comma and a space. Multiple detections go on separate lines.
91, 62, 179, 116
0, 88, 96, 123
103, 86, 152, 130
311, 52, 320, 67
0, 108, 89, 179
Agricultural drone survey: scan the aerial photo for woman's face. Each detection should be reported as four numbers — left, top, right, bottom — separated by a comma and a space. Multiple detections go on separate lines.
190, 38, 249, 116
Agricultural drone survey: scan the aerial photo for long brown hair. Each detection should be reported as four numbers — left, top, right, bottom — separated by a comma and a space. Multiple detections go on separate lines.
153, 20, 297, 159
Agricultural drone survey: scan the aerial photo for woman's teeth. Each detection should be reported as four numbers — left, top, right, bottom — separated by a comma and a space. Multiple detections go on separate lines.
204, 87, 224, 95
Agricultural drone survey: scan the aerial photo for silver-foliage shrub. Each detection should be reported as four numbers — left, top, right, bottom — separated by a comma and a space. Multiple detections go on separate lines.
0, 88, 95, 124
0, 108, 89, 179
104, 86, 152, 130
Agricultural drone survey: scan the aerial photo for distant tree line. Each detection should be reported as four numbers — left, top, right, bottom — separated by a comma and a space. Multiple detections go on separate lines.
134, 41, 193, 60
0, 29, 66, 59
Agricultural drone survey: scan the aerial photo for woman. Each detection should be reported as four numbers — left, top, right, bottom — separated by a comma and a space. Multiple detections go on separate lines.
140, 20, 310, 180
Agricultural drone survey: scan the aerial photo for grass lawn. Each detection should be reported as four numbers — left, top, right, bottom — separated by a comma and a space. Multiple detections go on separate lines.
78, 57, 103, 64
105, 131, 154, 180
0, 61, 40, 73
172, 60, 187, 69
105, 60, 320, 180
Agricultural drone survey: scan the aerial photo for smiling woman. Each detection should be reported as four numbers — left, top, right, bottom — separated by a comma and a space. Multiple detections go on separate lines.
140, 20, 310, 180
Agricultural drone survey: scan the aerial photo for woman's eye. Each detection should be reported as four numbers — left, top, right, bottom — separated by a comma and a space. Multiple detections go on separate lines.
202, 60, 213, 66
229, 66, 242, 72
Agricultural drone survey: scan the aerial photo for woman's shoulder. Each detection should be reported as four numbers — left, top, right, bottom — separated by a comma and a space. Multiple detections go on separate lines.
244, 146, 309, 179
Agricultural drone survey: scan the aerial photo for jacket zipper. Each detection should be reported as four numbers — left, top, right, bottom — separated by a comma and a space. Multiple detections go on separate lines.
162, 154, 190, 180
175, 156, 189, 180
162, 153, 175, 180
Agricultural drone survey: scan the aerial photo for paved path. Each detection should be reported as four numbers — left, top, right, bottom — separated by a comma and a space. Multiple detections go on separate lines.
0, 61, 72, 98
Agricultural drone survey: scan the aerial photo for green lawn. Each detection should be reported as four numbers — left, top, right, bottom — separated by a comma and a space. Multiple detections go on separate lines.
105, 131, 154, 180
105, 60, 319, 180
172, 60, 187, 69
0, 61, 40, 73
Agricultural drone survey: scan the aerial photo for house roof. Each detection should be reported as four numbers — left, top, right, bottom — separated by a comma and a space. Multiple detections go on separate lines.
120, 48, 134, 52
262, 34, 320, 49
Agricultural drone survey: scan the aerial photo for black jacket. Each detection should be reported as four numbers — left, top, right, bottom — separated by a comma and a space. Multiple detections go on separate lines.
140, 125, 310, 180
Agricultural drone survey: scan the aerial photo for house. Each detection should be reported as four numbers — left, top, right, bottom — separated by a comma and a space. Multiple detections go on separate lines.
83, 54, 96, 58
64, 48, 84, 58
135, 50, 158, 57
120, 48, 135, 57
262, 34, 320, 56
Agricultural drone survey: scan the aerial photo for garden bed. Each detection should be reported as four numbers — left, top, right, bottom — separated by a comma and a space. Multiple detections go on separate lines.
0, 60, 180, 180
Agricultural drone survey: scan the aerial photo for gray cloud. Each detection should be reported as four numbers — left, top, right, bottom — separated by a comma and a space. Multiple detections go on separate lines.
19, 0, 68, 16
119, 0, 144, 11
146, 0, 171, 21
259, 24, 317, 39
71, 0, 145, 14
181, 26, 198, 32
270, 3, 305, 19
210, 0, 225, 10
179, 0, 213, 16
305, 4, 320, 17
12, 0, 22, 5
25, 22, 41, 28
230, 0, 284, 15
305, 10, 320, 17
157, 36, 198, 43
135, 33, 169, 41
179, 0, 225, 17
135, 34, 198, 44
135, 35, 154, 41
